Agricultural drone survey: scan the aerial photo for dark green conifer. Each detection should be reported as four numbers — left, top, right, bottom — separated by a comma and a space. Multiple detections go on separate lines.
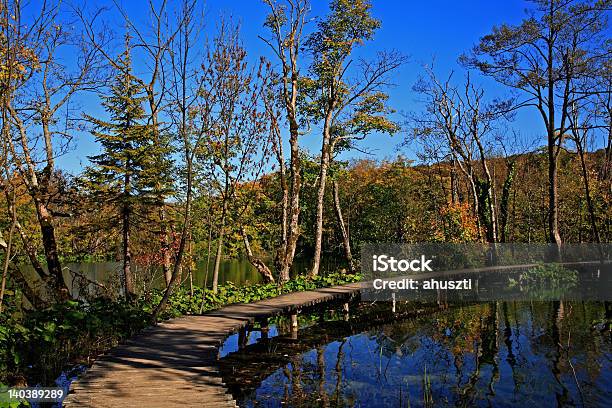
84, 35, 172, 297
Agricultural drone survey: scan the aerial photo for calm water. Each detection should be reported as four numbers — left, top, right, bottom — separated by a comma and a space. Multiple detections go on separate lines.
30, 256, 344, 296
219, 301, 612, 407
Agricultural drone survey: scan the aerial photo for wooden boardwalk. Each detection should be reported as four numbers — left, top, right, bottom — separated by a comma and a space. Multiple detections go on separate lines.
63, 282, 364, 407
63, 260, 606, 407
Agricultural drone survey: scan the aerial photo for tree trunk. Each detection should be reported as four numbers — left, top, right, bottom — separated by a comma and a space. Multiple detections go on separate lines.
280, 129, 301, 283
212, 234, 224, 294
478, 181, 498, 243
475, 140, 498, 243
146, 73, 173, 287
204, 209, 213, 288
122, 202, 134, 298
332, 179, 354, 273
546, 7, 562, 246
4, 195, 55, 306
500, 161, 516, 243
14, 215, 47, 278
241, 227, 275, 283
273, 124, 289, 274
450, 160, 459, 204
121, 155, 134, 298
212, 200, 227, 293
576, 140, 601, 243
151, 150, 194, 321
150, 63, 196, 318
160, 206, 172, 287
199, 210, 214, 315
467, 175, 483, 242
548, 140, 561, 245
310, 113, 333, 278
602, 119, 611, 180
188, 235, 194, 299
34, 198, 69, 301
0, 203, 16, 313
263, 0, 305, 283
3, 262, 50, 310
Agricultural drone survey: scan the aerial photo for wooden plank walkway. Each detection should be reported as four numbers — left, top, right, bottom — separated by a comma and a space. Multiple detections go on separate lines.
63, 282, 364, 407
63, 260, 607, 407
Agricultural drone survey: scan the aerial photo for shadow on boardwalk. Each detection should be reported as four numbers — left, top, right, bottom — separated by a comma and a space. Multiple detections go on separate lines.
63, 283, 364, 407
63, 261, 609, 407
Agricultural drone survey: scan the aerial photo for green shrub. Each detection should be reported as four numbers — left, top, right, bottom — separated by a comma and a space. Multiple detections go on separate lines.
508, 263, 578, 291
0, 271, 362, 386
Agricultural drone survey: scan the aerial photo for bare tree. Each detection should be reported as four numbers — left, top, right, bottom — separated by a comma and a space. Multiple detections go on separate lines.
2, 0, 102, 301
412, 67, 508, 242
152, 0, 205, 318
462, 0, 611, 245
195, 20, 275, 293
566, 57, 611, 243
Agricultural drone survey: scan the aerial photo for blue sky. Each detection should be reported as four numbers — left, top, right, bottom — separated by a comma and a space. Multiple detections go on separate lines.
57, 0, 562, 173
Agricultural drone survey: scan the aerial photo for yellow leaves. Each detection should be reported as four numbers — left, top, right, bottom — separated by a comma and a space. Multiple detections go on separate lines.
436, 202, 479, 243
0, 43, 40, 83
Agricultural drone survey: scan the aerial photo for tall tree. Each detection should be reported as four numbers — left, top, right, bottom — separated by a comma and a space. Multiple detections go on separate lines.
304, 0, 405, 277
566, 63, 610, 244
199, 20, 274, 293
2, 0, 101, 301
261, 0, 310, 282
411, 68, 508, 242
152, 0, 206, 318
462, 0, 611, 245
84, 37, 167, 298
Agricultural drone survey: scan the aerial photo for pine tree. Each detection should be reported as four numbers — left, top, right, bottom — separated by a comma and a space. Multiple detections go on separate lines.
84, 36, 169, 298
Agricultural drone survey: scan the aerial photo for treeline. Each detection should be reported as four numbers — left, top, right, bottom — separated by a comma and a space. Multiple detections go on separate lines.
0, 0, 610, 314
38, 149, 612, 261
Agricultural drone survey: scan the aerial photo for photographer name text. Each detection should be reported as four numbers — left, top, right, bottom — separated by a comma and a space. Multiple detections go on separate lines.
372, 277, 472, 290
371, 254, 472, 290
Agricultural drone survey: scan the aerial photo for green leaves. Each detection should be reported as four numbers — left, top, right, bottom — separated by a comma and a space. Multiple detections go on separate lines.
301, 0, 404, 158
82, 36, 174, 209
0, 270, 361, 387
509, 263, 579, 290
307, 0, 380, 72
40, 322, 56, 343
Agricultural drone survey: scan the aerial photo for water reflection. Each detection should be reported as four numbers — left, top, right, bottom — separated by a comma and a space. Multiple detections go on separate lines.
221, 301, 612, 407
21, 256, 344, 296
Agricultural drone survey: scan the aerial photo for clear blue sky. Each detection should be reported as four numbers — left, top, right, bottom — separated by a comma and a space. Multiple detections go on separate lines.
57, 0, 566, 173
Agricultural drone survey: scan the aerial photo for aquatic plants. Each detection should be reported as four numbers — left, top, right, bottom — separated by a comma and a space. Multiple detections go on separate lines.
508, 263, 578, 291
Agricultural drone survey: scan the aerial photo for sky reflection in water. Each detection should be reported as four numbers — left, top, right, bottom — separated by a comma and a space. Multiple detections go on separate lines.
222, 302, 612, 407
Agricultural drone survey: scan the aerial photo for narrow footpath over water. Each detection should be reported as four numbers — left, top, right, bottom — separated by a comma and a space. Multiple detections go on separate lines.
63, 261, 606, 407
63, 282, 364, 407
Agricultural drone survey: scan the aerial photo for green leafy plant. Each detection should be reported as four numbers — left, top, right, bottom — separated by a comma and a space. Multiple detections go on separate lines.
0, 271, 361, 387
508, 263, 578, 291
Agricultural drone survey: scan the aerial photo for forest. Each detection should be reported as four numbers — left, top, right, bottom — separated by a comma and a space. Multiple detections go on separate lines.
0, 0, 610, 390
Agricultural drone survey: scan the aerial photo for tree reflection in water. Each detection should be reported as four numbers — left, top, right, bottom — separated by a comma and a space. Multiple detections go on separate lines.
220, 301, 612, 407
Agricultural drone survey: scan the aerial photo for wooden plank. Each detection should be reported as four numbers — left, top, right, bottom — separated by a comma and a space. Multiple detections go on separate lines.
64, 282, 361, 407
